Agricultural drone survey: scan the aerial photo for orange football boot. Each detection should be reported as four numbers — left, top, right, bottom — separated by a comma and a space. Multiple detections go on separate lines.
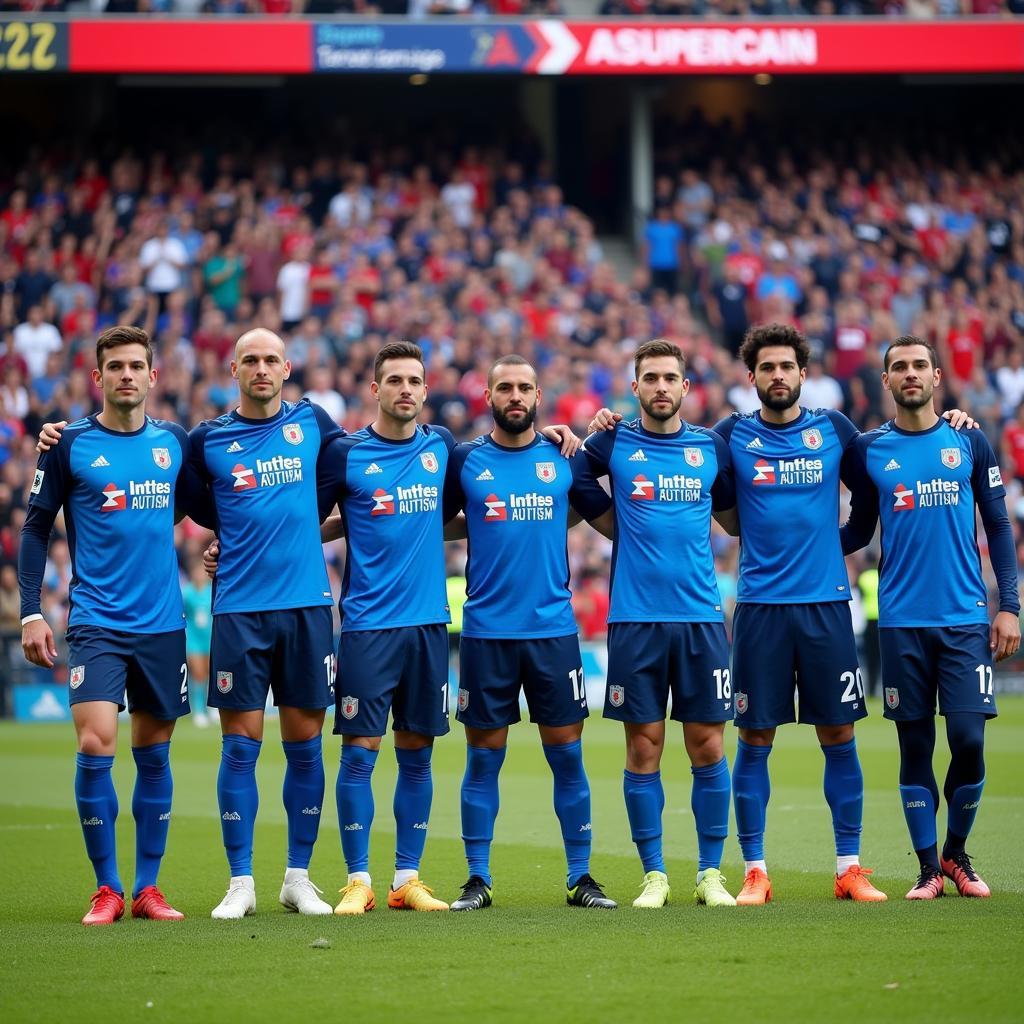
835, 865, 887, 902
736, 867, 773, 906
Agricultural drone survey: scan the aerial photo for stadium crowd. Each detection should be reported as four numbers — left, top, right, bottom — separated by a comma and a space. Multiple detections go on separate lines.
2, 113, 1023, 684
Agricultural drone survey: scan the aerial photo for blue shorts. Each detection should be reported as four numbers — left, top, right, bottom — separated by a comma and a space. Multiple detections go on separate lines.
66, 626, 188, 721
879, 625, 997, 721
604, 622, 731, 724
209, 607, 335, 711
334, 624, 450, 737
457, 634, 588, 730
732, 602, 867, 729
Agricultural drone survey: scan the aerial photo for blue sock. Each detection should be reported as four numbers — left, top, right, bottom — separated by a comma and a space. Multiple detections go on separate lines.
623, 769, 665, 873
899, 784, 937, 851
691, 757, 730, 872
461, 745, 506, 886
732, 739, 771, 862
945, 780, 985, 855
131, 742, 172, 897
337, 745, 377, 874
822, 738, 863, 857
282, 736, 324, 870
75, 752, 121, 892
543, 740, 592, 887
394, 746, 433, 872
217, 735, 261, 876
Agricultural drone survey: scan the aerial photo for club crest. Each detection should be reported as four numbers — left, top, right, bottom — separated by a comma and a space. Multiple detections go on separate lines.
152, 448, 171, 470
683, 447, 704, 468
420, 452, 438, 474
735, 691, 749, 714
885, 687, 900, 710
801, 428, 823, 450
458, 688, 469, 712
341, 696, 359, 719
941, 447, 961, 469
536, 462, 556, 483
608, 685, 625, 708
70, 665, 85, 689
216, 671, 233, 694
283, 424, 304, 446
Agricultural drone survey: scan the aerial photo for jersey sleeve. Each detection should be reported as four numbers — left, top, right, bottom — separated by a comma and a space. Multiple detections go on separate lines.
580, 427, 615, 479
840, 433, 880, 554
968, 429, 1007, 502
708, 430, 736, 511
17, 503, 59, 619
167, 422, 215, 528
431, 424, 457, 455
27, 440, 72, 513
443, 442, 472, 523
310, 400, 347, 448
568, 451, 613, 520
316, 435, 353, 522
824, 409, 860, 452
710, 414, 739, 446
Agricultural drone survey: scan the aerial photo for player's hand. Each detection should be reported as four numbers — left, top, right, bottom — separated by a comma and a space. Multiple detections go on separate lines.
37, 420, 67, 454
943, 409, 977, 431
542, 424, 581, 457
22, 619, 56, 669
587, 408, 620, 435
990, 611, 1021, 662
203, 539, 220, 579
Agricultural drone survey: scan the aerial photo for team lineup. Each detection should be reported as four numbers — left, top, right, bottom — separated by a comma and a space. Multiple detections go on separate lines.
18, 322, 1021, 925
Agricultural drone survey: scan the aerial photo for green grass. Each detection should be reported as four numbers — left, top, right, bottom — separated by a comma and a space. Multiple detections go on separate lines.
2, 700, 1023, 1023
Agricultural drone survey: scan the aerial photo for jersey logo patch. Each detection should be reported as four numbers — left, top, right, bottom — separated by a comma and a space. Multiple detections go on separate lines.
735, 691, 748, 714
892, 483, 915, 511
883, 458, 901, 471
608, 685, 624, 707
231, 464, 257, 491
630, 475, 654, 500
475, 468, 494, 481
70, 665, 85, 689
801, 428, 823, 450
31, 469, 44, 494
101, 483, 126, 512
745, 436, 764, 450
536, 462, 556, 483
341, 696, 359, 719
458, 688, 469, 712
885, 687, 899, 710
752, 459, 775, 485
941, 447, 961, 469
283, 424, 304, 446
364, 462, 383, 475
152, 448, 171, 470
371, 489, 395, 516
684, 447, 704, 468
216, 671, 233, 694
420, 452, 439, 473
90, 455, 110, 468
483, 493, 507, 521
226, 441, 244, 453
989, 466, 1003, 488
628, 449, 647, 462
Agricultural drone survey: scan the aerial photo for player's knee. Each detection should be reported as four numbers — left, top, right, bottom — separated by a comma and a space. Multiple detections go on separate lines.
816, 723, 854, 747
77, 728, 115, 757
947, 714, 985, 770
685, 727, 723, 767
738, 727, 774, 747
625, 733, 662, 772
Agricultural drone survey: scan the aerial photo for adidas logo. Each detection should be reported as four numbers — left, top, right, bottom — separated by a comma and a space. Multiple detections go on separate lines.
343, 822, 363, 831
475, 468, 494, 481
579, 822, 592, 832
412, 821, 428, 830
628, 449, 647, 462
81, 816, 103, 826
90, 455, 110, 468
302, 806, 321, 816
159, 812, 171, 821
226, 441, 243, 453
222, 811, 241, 821
364, 462, 383, 475
746, 437, 765, 449
883, 458, 901, 471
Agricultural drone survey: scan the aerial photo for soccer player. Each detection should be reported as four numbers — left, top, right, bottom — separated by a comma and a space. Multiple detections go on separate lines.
443, 355, 617, 912
19, 325, 209, 925
840, 336, 1020, 900
581, 340, 738, 909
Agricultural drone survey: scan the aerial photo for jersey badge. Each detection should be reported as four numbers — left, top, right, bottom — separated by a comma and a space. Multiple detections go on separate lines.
421, 452, 439, 473
31, 469, 44, 494
216, 671, 233, 694
989, 466, 1003, 488
458, 688, 469, 712
885, 687, 899, 710
152, 448, 171, 470
684, 447, 704, 468
608, 685, 624, 707
341, 696, 359, 719
941, 447, 961, 469
536, 462, 556, 483
70, 665, 85, 689
283, 424, 304, 446
801, 428, 823, 450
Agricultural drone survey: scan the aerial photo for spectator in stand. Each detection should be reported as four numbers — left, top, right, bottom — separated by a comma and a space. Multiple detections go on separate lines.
643, 203, 685, 296
276, 240, 311, 332
1002, 402, 1024, 484
13, 306, 62, 381
139, 219, 189, 313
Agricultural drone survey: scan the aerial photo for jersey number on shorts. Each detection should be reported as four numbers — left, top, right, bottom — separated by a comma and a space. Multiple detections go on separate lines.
179, 663, 188, 704
840, 669, 865, 703
569, 667, 586, 705
713, 668, 731, 701
323, 654, 337, 697
976, 665, 993, 695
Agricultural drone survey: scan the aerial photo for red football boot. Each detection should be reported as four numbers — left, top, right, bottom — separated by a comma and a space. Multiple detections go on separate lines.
132, 885, 185, 921
940, 852, 991, 898
82, 885, 125, 926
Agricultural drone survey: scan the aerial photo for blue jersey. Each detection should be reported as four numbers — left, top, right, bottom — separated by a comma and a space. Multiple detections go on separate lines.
190, 399, 341, 615
26, 416, 193, 633
318, 424, 454, 632
445, 435, 611, 640
581, 419, 734, 624
714, 408, 861, 605
850, 420, 1007, 627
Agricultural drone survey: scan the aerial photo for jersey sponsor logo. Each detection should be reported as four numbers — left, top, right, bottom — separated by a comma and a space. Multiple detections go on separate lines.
371, 488, 395, 516
989, 466, 1003, 488
885, 686, 899, 710
608, 684, 624, 707
255, 455, 304, 486
31, 468, 44, 494
152, 447, 171, 470
484, 493, 508, 521
364, 462, 383, 475
892, 483, 914, 511
941, 447, 961, 469
483, 491, 553, 521
628, 448, 648, 462
216, 671, 233, 694
101, 483, 127, 512
340, 695, 359, 719
458, 687, 469, 712
536, 461, 556, 483
684, 447, 704, 467
883, 458, 901, 471
745, 436, 764, 450
420, 452, 439, 473
752, 459, 775, 485
801, 428, 823, 450
656, 473, 703, 502
90, 455, 110, 468
735, 691, 748, 714
475, 468, 494, 481
231, 464, 257, 490
283, 423, 304, 446
631, 474, 655, 500
70, 665, 85, 689
894, 479, 959, 510
226, 440, 244, 453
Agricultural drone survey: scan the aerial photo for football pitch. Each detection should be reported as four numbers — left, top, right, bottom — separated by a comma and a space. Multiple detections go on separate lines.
1, 700, 1022, 1024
